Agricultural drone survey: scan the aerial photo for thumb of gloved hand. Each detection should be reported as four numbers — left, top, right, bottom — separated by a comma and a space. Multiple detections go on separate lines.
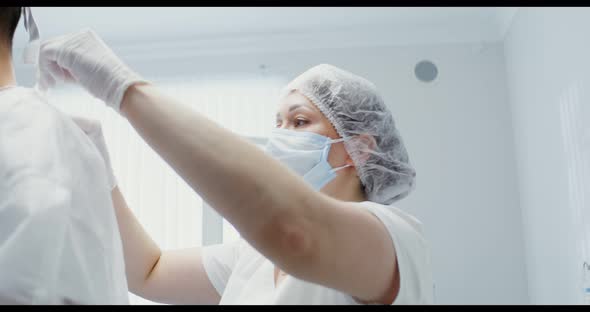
71, 116, 118, 190
38, 29, 147, 113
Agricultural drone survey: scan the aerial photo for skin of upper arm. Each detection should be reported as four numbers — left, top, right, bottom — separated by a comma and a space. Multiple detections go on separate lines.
110, 188, 219, 305
138, 248, 221, 305
279, 198, 400, 304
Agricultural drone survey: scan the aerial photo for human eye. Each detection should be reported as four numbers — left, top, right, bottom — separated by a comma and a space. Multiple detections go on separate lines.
294, 116, 309, 128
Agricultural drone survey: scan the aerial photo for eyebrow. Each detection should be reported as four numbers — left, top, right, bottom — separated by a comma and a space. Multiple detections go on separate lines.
276, 104, 308, 119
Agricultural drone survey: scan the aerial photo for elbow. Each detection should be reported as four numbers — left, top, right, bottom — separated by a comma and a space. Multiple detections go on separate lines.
129, 253, 162, 298
254, 188, 327, 280
265, 212, 318, 278
278, 217, 314, 258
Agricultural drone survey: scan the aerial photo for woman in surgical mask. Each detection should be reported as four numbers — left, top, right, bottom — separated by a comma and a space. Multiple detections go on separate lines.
38, 30, 433, 305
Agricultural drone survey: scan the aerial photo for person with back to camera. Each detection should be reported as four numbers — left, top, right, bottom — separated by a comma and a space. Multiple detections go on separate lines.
0, 9, 128, 305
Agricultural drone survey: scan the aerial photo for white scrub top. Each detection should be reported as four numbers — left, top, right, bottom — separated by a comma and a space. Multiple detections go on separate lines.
202, 201, 433, 305
0, 87, 129, 304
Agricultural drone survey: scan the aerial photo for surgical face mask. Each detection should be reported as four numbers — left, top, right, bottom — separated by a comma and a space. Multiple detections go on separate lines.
264, 128, 352, 191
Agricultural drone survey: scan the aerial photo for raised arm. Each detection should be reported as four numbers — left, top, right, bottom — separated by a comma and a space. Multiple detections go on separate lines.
42, 30, 401, 304
120, 84, 400, 304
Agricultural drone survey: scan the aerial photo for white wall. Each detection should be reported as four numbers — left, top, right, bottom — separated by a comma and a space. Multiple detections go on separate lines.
503, 8, 590, 304
14, 36, 529, 304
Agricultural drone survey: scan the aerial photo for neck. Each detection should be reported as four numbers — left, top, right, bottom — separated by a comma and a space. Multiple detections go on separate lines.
0, 48, 16, 88
321, 169, 368, 203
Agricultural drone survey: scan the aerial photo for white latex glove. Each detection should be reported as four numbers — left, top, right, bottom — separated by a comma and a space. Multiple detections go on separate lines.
71, 116, 117, 190
37, 29, 147, 113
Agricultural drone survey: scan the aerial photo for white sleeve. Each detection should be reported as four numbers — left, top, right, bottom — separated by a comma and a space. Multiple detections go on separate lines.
201, 240, 242, 296
359, 203, 434, 305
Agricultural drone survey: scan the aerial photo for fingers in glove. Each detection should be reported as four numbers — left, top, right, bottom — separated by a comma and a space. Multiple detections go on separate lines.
46, 61, 75, 84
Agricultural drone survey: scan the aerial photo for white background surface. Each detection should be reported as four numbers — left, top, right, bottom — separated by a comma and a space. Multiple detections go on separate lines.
504, 8, 590, 304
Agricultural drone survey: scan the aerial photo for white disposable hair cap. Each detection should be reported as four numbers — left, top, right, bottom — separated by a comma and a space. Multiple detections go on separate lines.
281, 64, 416, 205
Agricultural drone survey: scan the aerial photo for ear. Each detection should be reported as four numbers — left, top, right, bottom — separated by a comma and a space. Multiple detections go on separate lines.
349, 134, 376, 167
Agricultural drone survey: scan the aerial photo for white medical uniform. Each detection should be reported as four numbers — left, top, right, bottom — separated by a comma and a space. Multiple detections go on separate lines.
202, 201, 433, 305
0, 87, 128, 304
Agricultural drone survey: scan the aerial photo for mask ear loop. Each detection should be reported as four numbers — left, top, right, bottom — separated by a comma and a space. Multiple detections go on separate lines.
329, 137, 347, 144
22, 7, 40, 65
331, 163, 352, 172
326, 136, 353, 172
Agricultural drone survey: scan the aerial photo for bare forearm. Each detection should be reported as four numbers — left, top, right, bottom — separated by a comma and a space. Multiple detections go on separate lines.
119, 84, 322, 267
111, 186, 162, 295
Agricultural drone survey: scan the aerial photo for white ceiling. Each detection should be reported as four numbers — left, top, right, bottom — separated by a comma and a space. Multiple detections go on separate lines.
12, 7, 518, 50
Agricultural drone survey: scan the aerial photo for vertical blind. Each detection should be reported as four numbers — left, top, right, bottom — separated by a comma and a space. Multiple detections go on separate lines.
45, 74, 287, 304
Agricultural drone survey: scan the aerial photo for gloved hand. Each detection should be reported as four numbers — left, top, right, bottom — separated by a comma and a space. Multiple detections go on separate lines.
37, 29, 147, 113
71, 116, 117, 190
